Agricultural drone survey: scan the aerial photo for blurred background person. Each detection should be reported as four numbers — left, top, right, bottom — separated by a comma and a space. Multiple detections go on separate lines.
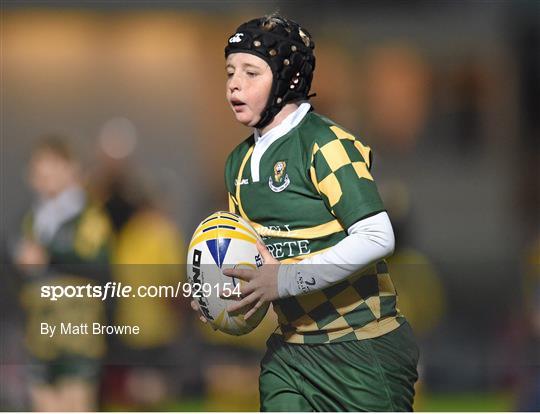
13, 136, 111, 411
88, 118, 194, 410
379, 180, 446, 410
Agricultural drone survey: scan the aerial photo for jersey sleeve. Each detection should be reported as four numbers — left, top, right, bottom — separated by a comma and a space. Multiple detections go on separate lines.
309, 125, 384, 229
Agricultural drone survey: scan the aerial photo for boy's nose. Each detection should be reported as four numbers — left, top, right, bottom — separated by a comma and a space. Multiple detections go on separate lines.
228, 74, 241, 92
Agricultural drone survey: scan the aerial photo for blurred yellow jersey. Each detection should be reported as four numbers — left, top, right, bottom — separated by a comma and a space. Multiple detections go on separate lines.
112, 208, 185, 348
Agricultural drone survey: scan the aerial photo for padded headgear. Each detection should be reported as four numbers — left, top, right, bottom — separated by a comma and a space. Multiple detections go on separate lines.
225, 16, 316, 129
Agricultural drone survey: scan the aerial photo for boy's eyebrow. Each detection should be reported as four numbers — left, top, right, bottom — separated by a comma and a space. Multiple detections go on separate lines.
243, 63, 261, 70
225, 63, 262, 70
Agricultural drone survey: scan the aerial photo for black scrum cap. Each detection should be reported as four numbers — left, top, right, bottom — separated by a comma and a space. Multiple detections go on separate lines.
225, 16, 316, 129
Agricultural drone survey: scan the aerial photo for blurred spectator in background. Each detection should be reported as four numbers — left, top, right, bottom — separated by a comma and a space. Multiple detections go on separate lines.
13, 136, 111, 411
379, 180, 446, 410
380, 181, 446, 335
89, 118, 190, 410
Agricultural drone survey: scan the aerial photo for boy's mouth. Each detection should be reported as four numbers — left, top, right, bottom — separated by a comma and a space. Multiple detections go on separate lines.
231, 99, 246, 111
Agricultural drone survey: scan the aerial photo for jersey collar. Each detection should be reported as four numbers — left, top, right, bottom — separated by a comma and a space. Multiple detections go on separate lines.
250, 102, 311, 182
253, 102, 311, 145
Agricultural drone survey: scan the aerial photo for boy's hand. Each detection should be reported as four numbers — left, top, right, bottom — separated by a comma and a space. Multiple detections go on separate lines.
222, 240, 280, 320
190, 300, 209, 324
15, 239, 48, 269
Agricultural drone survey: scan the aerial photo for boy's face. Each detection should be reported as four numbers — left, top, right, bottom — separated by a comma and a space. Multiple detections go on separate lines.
226, 53, 273, 127
28, 151, 78, 199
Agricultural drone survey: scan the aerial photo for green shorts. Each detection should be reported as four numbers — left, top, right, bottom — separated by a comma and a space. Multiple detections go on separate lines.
259, 322, 419, 412
28, 355, 101, 386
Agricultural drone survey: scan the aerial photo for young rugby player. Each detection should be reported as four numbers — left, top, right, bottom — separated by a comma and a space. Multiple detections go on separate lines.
194, 14, 419, 411
15, 137, 110, 411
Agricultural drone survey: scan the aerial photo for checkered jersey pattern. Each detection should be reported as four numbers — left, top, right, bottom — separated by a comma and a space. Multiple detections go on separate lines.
224, 111, 403, 343
310, 125, 383, 229
273, 260, 404, 344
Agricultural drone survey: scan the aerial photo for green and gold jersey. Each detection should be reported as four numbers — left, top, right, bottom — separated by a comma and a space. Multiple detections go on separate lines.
20, 202, 111, 360
225, 109, 404, 344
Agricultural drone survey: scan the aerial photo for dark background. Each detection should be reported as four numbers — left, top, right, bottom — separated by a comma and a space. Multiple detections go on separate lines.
1, 0, 539, 411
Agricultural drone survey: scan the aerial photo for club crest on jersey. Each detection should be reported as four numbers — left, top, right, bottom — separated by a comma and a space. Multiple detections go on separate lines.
268, 161, 290, 192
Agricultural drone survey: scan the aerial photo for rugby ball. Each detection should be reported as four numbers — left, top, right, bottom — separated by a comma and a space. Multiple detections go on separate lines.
186, 211, 270, 335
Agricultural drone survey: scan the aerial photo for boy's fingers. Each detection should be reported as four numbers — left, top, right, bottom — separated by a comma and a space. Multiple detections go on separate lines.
192, 300, 208, 323
219, 291, 242, 300
219, 279, 255, 300
244, 299, 264, 320
223, 267, 254, 281
227, 291, 258, 313
256, 240, 277, 264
